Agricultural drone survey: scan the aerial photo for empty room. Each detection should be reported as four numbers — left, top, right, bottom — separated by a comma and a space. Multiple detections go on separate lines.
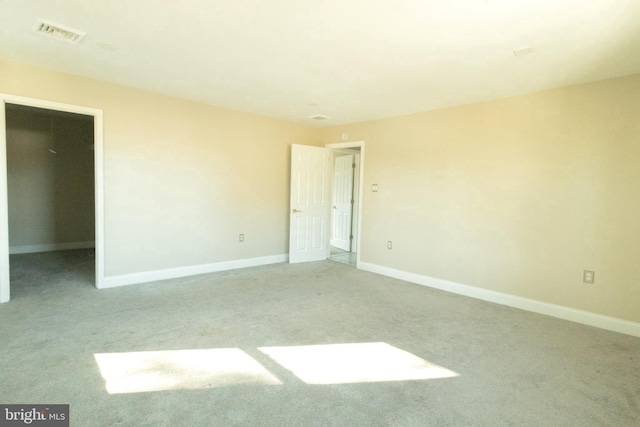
1, 1, 639, 426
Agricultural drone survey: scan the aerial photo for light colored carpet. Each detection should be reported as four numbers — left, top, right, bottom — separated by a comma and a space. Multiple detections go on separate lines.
329, 246, 356, 267
1, 250, 639, 426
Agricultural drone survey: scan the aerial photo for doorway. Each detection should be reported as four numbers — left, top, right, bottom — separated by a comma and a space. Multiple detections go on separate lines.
0, 94, 104, 302
326, 141, 364, 268
329, 148, 360, 267
287, 141, 365, 267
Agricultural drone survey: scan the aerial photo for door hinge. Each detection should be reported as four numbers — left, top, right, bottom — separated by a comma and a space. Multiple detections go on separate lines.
352, 163, 356, 168
351, 199, 355, 204
350, 235, 354, 240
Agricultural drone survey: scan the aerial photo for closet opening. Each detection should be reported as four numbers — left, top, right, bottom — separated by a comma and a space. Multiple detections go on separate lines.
5, 104, 95, 297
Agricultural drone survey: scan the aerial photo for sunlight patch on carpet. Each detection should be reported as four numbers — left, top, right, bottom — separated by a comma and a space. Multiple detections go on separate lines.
258, 342, 459, 385
94, 348, 282, 394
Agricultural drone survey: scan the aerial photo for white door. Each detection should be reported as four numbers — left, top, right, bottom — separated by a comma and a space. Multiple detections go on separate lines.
289, 144, 330, 263
330, 154, 354, 251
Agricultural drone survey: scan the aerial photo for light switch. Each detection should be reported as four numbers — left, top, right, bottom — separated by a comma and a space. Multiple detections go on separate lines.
372, 184, 378, 192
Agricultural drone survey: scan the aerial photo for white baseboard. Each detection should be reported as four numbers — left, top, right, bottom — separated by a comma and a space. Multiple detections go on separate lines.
359, 262, 640, 338
102, 254, 288, 289
9, 241, 95, 255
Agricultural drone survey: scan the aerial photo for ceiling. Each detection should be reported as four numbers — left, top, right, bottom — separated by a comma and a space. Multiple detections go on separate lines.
2, 0, 640, 127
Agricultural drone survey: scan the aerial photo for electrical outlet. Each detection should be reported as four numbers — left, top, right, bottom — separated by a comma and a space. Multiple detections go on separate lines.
239, 234, 244, 242
387, 241, 392, 250
583, 270, 594, 284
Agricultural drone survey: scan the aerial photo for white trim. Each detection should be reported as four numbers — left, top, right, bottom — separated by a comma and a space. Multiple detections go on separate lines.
9, 241, 95, 255
93, 112, 105, 289
0, 101, 8, 302
102, 254, 288, 289
326, 141, 365, 150
359, 262, 640, 338
0, 93, 105, 301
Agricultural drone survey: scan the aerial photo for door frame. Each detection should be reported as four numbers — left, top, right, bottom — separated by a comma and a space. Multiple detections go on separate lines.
0, 93, 105, 302
326, 141, 365, 267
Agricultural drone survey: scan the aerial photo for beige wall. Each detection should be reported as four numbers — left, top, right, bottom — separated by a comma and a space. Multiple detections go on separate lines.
0, 58, 319, 276
2, 56, 638, 324
6, 107, 94, 250
321, 74, 640, 323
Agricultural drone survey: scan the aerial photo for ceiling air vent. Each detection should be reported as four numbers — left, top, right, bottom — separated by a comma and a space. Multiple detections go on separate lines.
513, 46, 535, 57
33, 18, 86, 44
308, 114, 331, 121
